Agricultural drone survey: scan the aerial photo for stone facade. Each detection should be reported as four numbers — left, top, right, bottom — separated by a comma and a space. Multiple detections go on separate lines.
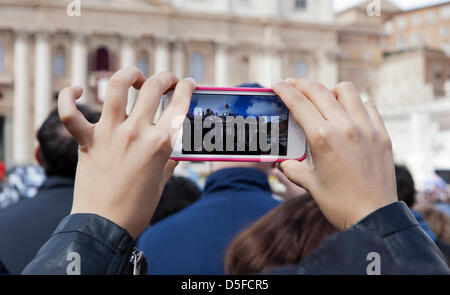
384, 2, 450, 55
0, 0, 338, 164
337, 1, 450, 186
0, 0, 449, 187
375, 48, 450, 188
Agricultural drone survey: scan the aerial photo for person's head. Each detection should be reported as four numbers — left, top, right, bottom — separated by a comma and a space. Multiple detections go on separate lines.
150, 176, 201, 225
225, 194, 337, 274
36, 106, 100, 178
211, 82, 273, 175
415, 204, 450, 244
395, 164, 416, 207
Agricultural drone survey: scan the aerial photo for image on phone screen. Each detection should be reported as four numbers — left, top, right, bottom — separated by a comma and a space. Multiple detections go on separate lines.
182, 93, 289, 156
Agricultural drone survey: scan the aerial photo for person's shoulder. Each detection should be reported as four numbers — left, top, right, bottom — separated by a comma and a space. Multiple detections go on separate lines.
143, 200, 207, 233
35, 186, 74, 203
235, 191, 281, 209
0, 197, 33, 219
256, 194, 281, 211
137, 207, 195, 251
0, 183, 73, 224
0, 199, 36, 233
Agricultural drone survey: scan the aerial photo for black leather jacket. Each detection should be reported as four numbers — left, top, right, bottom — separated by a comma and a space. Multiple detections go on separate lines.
22, 202, 450, 275
22, 214, 147, 275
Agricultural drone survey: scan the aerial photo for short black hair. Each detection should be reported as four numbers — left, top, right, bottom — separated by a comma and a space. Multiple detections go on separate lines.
151, 176, 201, 225
37, 105, 100, 178
395, 164, 416, 207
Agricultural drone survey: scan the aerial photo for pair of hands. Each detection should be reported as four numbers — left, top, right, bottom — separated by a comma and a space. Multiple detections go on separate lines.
59, 67, 397, 238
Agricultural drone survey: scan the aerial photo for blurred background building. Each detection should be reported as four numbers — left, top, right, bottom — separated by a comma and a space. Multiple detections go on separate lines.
0, 0, 449, 189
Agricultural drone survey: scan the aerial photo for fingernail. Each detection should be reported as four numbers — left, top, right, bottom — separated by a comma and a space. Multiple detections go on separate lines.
71, 85, 82, 90
71, 85, 83, 96
272, 79, 283, 85
285, 77, 295, 84
184, 77, 196, 85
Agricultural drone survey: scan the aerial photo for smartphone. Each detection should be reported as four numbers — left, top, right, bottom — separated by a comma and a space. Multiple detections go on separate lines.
162, 87, 306, 162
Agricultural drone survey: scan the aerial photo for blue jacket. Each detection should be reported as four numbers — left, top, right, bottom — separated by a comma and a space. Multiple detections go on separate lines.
0, 176, 74, 274
137, 168, 280, 275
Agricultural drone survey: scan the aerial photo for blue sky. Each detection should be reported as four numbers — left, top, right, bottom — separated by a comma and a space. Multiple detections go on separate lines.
190, 94, 288, 120
333, 0, 449, 12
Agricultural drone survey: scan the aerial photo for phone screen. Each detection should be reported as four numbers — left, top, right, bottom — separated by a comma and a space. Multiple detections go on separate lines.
181, 93, 289, 156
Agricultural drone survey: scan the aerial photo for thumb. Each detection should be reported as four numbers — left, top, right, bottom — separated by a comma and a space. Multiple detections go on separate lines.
279, 160, 315, 192
58, 86, 94, 147
271, 167, 294, 187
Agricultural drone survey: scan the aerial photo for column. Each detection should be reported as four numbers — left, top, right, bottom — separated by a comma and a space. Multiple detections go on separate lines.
259, 47, 282, 87
13, 31, 31, 164
173, 40, 185, 78
259, 24, 282, 86
317, 51, 338, 88
70, 33, 88, 103
409, 112, 435, 190
153, 38, 170, 121
120, 36, 138, 114
120, 36, 136, 69
34, 31, 52, 130
271, 49, 282, 82
214, 42, 229, 86
154, 37, 170, 73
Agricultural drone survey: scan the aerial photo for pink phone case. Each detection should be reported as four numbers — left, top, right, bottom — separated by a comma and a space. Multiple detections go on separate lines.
169, 86, 307, 163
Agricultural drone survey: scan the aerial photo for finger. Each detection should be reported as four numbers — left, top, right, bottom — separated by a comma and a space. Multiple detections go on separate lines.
364, 101, 389, 136
157, 78, 196, 135
272, 167, 308, 195
272, 80, 325, 139
332, 82, 373, 129
279, 160, 315, 192
129, 72, 179, 125
271, 167, 292, 187
58, 86, 94, 147
102, 67, 145, 125
288, 78, 347, 121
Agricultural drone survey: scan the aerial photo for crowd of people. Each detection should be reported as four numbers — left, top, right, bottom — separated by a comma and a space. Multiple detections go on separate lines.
0, 68, 449, 275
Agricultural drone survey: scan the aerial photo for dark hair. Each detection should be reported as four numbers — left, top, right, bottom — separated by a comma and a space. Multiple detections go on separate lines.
150, 176, 201, 225
415, 204, 450, 244
37, 105, 100, 178
225, 194, 336, 274
395, 164, 416, 207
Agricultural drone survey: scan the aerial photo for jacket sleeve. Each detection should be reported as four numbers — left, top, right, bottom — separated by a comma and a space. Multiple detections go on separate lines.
353, 201, 449, 273
22, 214, 147, 275
263, 201, 450, 275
